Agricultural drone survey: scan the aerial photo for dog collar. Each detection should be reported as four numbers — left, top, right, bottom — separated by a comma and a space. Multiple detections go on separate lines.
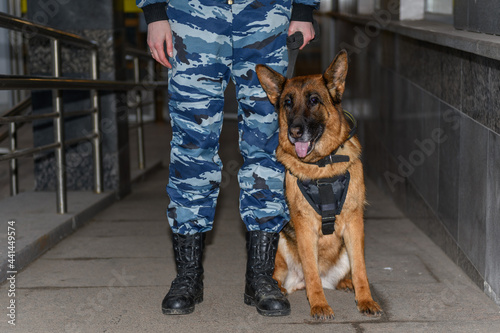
310, 110, 357, 168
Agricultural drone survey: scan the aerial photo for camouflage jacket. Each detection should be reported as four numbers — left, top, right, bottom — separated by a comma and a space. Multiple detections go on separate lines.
136, 0, 320, 25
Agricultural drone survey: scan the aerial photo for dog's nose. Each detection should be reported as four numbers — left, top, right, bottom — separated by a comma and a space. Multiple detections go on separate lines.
289, 125, 303, 139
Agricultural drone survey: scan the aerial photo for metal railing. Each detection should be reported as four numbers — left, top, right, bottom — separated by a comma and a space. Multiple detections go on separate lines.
0, 12, 167, 213
0, 97, 31, 196
125, 47, 160, 170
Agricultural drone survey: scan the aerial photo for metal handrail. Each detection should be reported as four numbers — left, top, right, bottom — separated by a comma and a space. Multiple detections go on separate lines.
124, 47, 152, 60
0, 142, 60, 161
0, 111, 59, 124
0, 12, 97, 50
0, 12, 100, 210
0, 75, 167, 90
0, 96, 32, 118
0, 97, 31, 143
0, 12, 167, 213
124, 46, 163, 170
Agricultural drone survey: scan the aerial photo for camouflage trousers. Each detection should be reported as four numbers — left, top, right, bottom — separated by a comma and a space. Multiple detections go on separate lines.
166, 0, 291, 235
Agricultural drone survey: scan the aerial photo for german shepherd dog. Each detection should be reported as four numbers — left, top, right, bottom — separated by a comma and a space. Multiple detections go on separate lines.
256, 50, 382, 320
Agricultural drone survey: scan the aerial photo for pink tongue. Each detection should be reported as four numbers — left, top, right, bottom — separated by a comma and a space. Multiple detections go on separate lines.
295, 142, 309, 158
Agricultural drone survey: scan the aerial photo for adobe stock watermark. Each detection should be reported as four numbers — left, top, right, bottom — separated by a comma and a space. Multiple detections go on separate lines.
340, 0, 400, 56
384, 109, 460, 192
6, 220, 17, 326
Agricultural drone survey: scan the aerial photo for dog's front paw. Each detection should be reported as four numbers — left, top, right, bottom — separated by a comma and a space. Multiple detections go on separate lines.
356, 299, 383, 316
310, 304, 335, 320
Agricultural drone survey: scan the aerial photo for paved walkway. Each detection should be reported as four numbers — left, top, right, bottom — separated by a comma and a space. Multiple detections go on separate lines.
1, 119, 499, 333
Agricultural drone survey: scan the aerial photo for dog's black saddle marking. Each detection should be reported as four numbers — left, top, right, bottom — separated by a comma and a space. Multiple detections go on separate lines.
297, 171, 350, 235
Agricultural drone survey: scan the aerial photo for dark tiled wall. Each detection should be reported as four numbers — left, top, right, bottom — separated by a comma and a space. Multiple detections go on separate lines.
333, 18, 500, 305
454, 0, 500, 35
486, 132, 500, 300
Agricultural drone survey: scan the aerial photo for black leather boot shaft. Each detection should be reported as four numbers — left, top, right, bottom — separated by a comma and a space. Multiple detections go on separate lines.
162, 233, 205, 315
244, 231, 291, 316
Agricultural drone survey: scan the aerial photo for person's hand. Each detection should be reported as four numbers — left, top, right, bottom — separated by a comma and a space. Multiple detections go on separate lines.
288, 21, 315, 50
147, 20, 173, 68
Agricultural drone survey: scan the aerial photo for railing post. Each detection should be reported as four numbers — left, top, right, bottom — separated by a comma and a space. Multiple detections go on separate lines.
150, 60, 163, 123
90, 49, 102, 194
51, 38, 67, 214
9, 121, 18, 195
8, 0, 24, 104
133, 56, 145, 170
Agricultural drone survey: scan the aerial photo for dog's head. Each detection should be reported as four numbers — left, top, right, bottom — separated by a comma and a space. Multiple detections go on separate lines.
256, 50, 349, 163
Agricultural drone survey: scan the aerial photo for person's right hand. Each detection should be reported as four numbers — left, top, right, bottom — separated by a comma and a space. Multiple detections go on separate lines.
147, 20, 173, 69
288, 21, 315, 50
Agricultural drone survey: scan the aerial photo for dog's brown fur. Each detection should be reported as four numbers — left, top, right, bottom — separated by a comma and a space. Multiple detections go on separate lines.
256, 50, 382, 320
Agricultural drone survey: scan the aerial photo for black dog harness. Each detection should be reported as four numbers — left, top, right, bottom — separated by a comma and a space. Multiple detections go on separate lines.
296, 111, 357, 235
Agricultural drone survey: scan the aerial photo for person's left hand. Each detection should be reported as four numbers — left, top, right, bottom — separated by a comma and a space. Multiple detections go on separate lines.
288, 21, 315, 50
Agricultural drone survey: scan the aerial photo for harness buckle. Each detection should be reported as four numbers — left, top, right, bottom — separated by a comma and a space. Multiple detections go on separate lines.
315, 178, 334, 185
322, 220, 336, 235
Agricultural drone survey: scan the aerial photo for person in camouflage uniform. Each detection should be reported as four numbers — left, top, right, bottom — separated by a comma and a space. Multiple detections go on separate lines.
137, 0, 318, 316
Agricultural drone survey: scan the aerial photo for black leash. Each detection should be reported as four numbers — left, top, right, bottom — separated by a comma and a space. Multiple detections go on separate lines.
286, 19, 320, 79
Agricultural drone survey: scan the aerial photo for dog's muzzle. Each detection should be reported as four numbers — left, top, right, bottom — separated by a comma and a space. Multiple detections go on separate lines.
288, 123, 323, 159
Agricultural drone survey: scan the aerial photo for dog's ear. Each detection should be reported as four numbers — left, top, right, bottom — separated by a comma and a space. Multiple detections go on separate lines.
256, 64, 286, 106
323, 50, 348, 103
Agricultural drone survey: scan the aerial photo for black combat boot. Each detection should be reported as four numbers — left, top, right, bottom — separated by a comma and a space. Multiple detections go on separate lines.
244, 231, 291, 316
162, 233, 205, 315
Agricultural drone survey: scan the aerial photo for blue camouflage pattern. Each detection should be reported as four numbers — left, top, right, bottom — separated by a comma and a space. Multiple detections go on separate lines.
137, 0, 317, 235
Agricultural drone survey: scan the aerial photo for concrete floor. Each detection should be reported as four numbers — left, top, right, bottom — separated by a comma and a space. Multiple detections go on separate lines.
1, 119, 499, 333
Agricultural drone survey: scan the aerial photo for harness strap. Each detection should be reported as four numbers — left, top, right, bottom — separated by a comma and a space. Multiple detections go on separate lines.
297, 180, 321, 216
286, 32, 302, 79
296, 172, 351, 235
315, 154, 350, 167
317, 178, 338, 235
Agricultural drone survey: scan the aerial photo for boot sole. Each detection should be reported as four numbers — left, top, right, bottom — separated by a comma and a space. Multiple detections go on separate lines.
162, 295, 203, 315
244, 293, 291, 317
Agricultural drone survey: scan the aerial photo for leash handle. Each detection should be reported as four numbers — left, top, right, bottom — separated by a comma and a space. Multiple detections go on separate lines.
286, 20, 320, 78
287, 31, 304, 50
286, 20, 320, 50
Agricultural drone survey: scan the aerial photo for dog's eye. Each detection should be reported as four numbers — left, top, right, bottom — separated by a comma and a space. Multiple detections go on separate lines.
309, 96, 320, 106
283, 98, 293, 108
